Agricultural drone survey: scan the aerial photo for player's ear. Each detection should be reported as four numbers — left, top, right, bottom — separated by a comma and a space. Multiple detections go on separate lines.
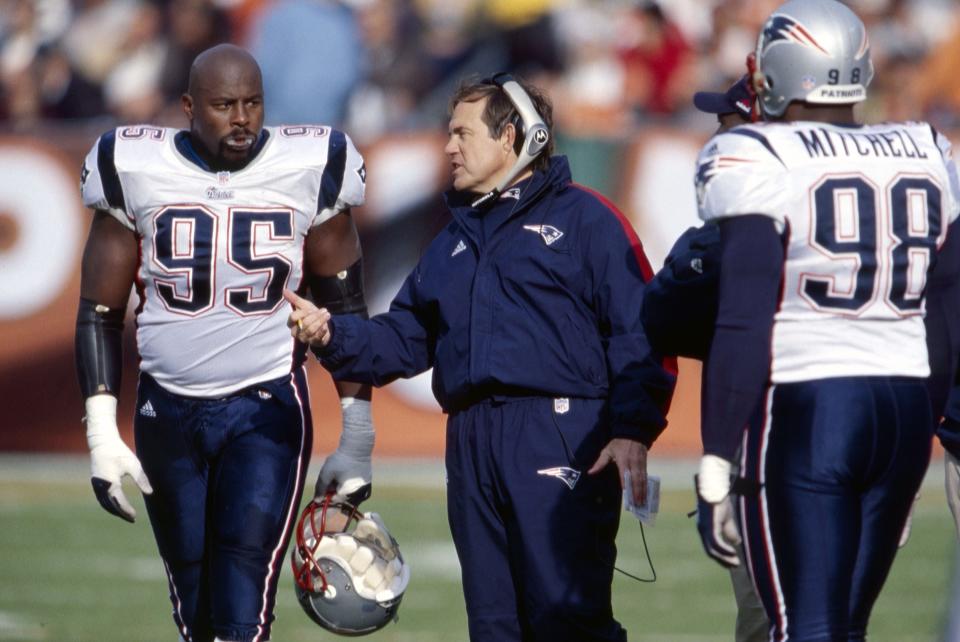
181, 93, 194, 121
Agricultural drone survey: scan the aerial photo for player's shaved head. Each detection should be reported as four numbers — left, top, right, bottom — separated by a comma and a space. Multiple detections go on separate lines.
181, 44, 265, 171
187, 44, 262, 98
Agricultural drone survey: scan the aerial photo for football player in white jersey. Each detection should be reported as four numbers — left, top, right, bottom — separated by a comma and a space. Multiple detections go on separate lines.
75, 44, 374, 642
693, 1, 960, 640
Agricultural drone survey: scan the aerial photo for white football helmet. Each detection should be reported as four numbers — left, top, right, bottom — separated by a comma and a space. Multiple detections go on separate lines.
751, 0, 873, 118
290, 495, 410, 636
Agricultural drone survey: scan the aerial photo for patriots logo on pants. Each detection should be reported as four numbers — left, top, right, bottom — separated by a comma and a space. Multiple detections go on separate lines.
537, 467, 581, 490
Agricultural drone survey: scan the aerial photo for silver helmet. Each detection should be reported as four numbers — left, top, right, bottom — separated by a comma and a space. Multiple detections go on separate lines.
290, 497, 411, 636
751, 0, 873, 118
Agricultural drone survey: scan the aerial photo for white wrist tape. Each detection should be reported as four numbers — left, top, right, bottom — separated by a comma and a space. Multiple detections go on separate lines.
698, 454, 733, 503
84, 395, 120, 449
338, 397, 374, 460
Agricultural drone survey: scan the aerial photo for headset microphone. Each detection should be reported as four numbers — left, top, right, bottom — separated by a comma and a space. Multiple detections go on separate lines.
471, 73, 551, 209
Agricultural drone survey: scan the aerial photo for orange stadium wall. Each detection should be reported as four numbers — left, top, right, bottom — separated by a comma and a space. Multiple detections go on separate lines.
1, 126, 951, 458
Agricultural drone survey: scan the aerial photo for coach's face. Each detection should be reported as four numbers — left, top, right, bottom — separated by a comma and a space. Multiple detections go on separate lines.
183, 55, 264, 170
445, 97, 516, 195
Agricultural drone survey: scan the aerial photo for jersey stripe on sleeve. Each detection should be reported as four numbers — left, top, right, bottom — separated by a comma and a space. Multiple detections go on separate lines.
97, 129, 127, 212
319, 130, 347, 211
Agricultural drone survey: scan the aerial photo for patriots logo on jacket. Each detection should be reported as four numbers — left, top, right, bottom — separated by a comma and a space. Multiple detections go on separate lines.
537, 467, 581, 490
761, 14, 829, 55
523, 224, 564, 246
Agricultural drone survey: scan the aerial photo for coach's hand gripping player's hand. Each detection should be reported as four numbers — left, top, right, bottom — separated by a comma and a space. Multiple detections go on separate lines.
284, 289, 333, 347
284, 289, 373, 510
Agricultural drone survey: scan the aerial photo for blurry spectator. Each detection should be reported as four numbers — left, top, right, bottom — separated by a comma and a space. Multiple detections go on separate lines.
0, 0, 42, 123
101, 0, 167, 122
912, 20, 960, 129
34, 44, 105, 120
552, 4, 630, 136
482, 0, 564, 77
247, 0, 362, 126
345, 0, 430, 141
159, 0, 232, 104
618, 1, 696, 117
61, 0, 144, 86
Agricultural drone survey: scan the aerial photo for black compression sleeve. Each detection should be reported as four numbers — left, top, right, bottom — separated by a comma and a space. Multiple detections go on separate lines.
306, 258, 368, 318
75, 297, 124, 398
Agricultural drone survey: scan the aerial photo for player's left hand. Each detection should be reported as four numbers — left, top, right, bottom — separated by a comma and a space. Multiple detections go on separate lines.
588, 437, 648, 506
283, 289, 332, 347
85, 395, 153, 523
316, 397, 374, 506
694, 454, 741, 568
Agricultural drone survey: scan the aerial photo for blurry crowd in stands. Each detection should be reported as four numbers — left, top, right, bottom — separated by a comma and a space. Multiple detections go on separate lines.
1, 0, 958, 139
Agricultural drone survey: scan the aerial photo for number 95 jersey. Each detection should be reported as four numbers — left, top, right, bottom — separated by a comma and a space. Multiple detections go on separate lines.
696, 121, 960, 383
80, 125, 366, 397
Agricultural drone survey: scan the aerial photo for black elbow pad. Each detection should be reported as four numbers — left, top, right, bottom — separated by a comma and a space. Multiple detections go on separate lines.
307, 258, 368, 318
75, 297, 124, 398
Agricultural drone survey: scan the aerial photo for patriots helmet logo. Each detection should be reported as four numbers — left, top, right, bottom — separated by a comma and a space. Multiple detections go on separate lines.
760, 14, 829, 56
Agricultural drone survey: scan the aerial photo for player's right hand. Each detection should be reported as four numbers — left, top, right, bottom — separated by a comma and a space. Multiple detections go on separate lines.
694, 454, 741, 568
283, 289, 332, 347
84, 395, 152, 523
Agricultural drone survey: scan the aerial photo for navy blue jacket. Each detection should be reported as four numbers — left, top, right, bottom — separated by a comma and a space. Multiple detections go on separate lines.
319, 156, 675, 446
641, 223, 720, 360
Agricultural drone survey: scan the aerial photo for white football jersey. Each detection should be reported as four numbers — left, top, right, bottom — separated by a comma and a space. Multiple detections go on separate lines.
81, 125, 366, 397
696, 121, 960, 383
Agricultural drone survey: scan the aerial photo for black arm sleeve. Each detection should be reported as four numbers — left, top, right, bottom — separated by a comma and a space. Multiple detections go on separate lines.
701, 215, 785, 459
75, 297, 124, 398
306, 257, 368, 318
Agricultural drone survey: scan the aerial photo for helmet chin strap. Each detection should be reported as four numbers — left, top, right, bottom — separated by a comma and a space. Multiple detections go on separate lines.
471, 73, 551, 210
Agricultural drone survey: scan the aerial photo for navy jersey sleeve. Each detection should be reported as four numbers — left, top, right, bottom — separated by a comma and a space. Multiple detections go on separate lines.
318, 264, 435, 385
702, 215, 784, 460
584, 195, 676, 446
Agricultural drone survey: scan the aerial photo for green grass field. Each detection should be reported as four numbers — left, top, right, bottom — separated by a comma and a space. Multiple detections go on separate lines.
0, 455, 956, 642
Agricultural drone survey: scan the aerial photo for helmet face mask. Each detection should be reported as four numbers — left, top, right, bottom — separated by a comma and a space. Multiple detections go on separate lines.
753, 0, 873, 119
290, 495, 410, 636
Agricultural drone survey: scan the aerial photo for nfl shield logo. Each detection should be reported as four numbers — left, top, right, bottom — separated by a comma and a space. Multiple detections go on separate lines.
217, 171, 230, 185
554, 398, 570, 414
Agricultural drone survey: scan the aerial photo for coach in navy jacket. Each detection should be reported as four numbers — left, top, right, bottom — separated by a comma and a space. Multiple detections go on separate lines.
286, 76, 675, 642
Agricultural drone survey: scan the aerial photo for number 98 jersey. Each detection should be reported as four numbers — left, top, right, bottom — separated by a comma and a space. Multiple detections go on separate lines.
695, 121, 960, 383
80, 125, 366, 397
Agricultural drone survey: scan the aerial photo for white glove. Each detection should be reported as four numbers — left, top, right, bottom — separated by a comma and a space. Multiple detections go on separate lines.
947, 451, 960, 538
695, 454, 742, 568
316, 397, 374, 505
85, 395, 152, 522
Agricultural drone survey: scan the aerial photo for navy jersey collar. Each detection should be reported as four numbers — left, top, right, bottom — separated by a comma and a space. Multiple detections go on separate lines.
174, 130, 270, 172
